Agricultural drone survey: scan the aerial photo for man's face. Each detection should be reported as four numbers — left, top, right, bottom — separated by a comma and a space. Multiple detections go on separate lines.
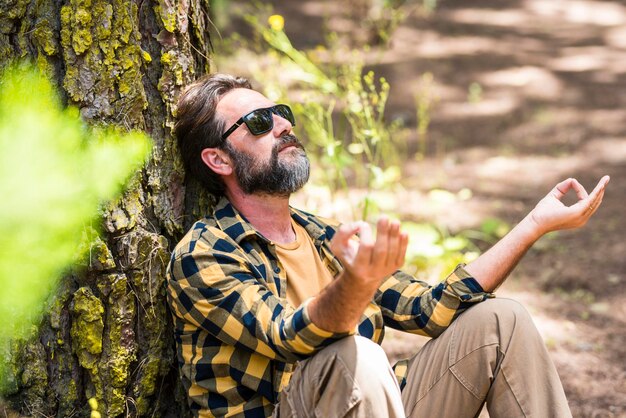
223, 133, 310, 196
216, 88, 310, 196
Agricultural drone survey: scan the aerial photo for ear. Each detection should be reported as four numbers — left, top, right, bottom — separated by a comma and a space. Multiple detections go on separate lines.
201, 148, 233, 176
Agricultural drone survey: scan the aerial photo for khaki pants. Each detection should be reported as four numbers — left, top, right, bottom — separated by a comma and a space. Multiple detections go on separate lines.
273, 298, 571, 418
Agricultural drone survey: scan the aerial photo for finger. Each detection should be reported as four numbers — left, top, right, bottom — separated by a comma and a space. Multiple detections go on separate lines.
354, 222, 374, 265
396, 231, 409, 267
584, 188, 606, 217
584, 176, 610, 215
385, 220, 401, 266
372, 216, 390, 265
590, 175, 610, 198
357, 221, 374, 244
588, 195, 604, 217
331, 222, 361, 249
602, 174, 610, 186
551, 178, 574, 199
570, 178, 589, 200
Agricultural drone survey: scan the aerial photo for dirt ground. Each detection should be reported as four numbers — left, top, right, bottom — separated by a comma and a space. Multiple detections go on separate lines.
225, 0, 625, 416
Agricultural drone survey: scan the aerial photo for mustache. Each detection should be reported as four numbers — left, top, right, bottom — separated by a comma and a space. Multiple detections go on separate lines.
276, 133, 305, 151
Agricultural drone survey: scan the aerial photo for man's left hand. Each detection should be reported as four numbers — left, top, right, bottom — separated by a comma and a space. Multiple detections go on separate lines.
529, 175, 610, 236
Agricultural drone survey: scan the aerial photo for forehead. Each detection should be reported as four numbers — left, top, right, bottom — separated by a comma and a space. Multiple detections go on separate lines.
216, 88, 274, 123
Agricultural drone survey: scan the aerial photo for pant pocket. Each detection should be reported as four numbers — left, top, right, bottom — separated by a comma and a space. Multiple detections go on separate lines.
313, 353, 362, 418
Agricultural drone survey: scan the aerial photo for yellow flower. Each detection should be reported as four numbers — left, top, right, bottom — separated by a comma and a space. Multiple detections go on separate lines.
268, 14, 284, 31
88, 398, 98, 411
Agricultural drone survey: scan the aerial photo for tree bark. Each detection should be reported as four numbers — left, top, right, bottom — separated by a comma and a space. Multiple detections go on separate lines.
0, 0, 214, 415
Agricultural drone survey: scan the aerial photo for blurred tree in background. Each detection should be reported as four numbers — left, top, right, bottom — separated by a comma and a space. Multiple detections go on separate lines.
0, 0, 214, 415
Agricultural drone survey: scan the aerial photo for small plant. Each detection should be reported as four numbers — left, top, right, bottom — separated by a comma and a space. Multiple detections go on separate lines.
362, 0, 409, 45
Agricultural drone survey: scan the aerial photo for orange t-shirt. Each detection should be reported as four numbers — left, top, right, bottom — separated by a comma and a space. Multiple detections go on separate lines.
274, 220, 334, 307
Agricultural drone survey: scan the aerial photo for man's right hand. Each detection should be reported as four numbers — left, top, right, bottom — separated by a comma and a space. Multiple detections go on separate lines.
307, 217, 409, 334
330, 217, 409, 289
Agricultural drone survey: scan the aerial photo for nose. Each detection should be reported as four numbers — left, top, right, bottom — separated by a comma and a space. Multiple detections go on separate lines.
272, 112, 293, 137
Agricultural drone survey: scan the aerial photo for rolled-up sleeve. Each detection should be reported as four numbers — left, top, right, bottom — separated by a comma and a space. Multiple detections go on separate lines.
167, 248, 351, 364
375, 264, 494, 338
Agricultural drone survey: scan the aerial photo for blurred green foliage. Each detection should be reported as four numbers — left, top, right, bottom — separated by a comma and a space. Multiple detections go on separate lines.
404, 217, 510, 279
0, 63, 151, 388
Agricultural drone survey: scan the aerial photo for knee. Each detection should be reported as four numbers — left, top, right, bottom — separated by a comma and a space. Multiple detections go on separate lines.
297, 337, 403, 417
316, 336, 394, 384
471, 298, 538, 336
322, 335, 389, 367
475, 297, 529, 317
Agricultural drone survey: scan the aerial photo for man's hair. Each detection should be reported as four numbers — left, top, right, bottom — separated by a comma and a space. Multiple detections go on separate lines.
174, 73, 252, 195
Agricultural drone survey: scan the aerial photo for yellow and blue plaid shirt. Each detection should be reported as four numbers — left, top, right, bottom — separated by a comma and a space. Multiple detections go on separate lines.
166, 197, 492, 417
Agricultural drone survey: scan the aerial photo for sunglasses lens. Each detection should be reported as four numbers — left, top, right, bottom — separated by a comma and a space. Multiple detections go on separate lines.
243, 109, 273, 135
274, 105, 296, 126
239, 105, 296, 137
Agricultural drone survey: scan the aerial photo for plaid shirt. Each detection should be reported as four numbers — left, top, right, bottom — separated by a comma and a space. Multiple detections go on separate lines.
166, 197, 492, 418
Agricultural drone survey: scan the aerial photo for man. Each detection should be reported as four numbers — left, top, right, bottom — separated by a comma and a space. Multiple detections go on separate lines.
167, 73, 609, 418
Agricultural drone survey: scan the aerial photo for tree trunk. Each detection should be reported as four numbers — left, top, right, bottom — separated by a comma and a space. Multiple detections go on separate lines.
0, 0, 214, 415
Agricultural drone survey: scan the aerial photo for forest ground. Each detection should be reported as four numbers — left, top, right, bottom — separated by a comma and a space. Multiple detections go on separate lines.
223, 0, 626, 416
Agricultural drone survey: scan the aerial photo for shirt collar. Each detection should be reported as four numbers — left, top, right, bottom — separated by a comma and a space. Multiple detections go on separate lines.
213, 197, 261, 244
213, 196, 331, 245
290, 208, 331, 244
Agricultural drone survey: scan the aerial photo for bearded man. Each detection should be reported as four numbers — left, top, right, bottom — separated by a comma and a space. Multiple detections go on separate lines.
167, 73, 609, 418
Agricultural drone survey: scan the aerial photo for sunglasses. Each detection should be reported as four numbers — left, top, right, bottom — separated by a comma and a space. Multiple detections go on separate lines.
221, 104, 296, 140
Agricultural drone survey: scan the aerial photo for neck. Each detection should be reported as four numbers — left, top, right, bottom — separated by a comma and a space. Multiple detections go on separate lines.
225, 188, 295, 244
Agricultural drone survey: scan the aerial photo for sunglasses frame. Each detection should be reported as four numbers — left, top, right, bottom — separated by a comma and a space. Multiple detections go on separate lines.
221, 104, 296, 140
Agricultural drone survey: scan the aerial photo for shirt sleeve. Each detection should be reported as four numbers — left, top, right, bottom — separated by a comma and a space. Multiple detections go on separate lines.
166, 246, 351, 364
375, 264, 494, 338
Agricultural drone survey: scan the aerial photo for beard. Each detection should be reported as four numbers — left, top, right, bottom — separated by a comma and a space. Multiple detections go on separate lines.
223, 133, 310, 197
